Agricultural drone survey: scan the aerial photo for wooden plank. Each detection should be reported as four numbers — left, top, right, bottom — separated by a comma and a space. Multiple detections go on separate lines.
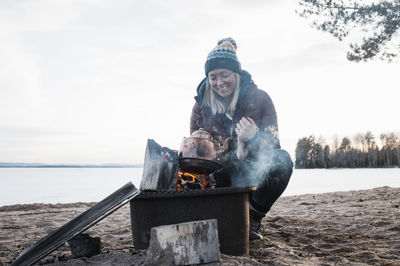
12, 182, 140, 266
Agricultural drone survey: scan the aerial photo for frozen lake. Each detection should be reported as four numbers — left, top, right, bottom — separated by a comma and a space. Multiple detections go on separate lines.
0, 168, 399, 206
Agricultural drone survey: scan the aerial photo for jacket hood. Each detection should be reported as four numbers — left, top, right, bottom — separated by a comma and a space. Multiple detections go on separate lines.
194, 70, 253, 105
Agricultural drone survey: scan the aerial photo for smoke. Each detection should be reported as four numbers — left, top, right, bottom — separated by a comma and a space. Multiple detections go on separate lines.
230, 128, 292, 188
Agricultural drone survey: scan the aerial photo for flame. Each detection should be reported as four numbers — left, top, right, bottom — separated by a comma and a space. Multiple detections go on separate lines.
176, 169, 213, 191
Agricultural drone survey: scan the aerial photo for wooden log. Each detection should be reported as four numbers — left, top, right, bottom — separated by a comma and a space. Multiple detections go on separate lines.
147, 219, 220, 265
140, 139, 178, 191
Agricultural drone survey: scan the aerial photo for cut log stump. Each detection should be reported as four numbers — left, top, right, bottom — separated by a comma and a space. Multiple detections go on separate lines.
147, 219, 220, 265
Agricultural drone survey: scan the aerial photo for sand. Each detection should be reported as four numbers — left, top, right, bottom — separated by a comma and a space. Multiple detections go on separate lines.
1, 186, 400, 265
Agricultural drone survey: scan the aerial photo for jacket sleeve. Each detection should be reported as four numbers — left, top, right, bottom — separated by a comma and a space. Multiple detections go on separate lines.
190, 102, 202, 134
259, 91, 280, 149
246, 90, 281, 153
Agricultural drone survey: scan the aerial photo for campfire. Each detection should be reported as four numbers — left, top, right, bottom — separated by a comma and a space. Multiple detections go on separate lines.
176, 169, 215, 191
132, 138, 254, 256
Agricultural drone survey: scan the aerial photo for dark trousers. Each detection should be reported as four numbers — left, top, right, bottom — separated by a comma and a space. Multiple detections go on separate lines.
230, 149, 293, 215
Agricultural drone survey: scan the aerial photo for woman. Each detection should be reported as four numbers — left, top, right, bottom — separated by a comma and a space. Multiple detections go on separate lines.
190, 38, 293, 240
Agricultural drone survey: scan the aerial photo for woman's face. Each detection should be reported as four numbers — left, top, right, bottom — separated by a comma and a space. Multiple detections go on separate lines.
208, 68, 237, 99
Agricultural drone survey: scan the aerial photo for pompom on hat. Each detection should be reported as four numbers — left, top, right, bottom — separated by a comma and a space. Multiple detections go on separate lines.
205, 37, 241, 76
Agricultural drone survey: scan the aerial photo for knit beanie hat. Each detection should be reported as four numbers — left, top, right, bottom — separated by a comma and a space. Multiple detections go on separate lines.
205, 37, 241, 76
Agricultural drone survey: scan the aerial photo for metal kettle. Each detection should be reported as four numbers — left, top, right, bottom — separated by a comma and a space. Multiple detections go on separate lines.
179, 128, 220, 161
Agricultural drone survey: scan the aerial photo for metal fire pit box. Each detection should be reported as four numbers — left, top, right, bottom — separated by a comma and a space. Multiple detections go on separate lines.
130, 187, 254, 256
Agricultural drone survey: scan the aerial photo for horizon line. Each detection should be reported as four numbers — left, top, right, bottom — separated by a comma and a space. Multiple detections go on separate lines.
0, 162, 144, 168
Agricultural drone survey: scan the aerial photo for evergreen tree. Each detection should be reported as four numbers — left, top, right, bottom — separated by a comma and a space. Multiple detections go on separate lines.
295, 136, 315, 168
297, 0, 400, 62
323, 145, 332, 168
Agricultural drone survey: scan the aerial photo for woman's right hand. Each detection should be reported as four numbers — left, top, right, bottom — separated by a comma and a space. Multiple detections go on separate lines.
235, 117, 258, 143
235, 117, 258, 160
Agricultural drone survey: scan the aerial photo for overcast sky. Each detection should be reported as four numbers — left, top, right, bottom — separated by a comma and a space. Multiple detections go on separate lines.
1, 0, 398, 164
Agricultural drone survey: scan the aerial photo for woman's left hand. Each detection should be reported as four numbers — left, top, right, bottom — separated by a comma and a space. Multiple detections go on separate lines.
235, 117, 259, 143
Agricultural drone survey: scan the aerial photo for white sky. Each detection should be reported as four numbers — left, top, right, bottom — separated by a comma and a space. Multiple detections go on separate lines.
1, 0, 398, 164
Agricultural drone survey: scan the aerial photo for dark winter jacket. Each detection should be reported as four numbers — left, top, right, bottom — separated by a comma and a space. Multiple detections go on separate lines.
190, 70, 281, 153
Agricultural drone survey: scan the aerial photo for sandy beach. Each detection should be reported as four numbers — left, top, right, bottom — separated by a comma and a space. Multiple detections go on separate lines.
1, 186, 399, 265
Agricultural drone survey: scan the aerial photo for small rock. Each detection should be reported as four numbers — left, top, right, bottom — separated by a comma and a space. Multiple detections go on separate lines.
67, 233, 101, 258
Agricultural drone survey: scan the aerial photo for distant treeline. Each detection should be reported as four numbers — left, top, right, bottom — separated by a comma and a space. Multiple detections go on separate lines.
295, 131, 400, 168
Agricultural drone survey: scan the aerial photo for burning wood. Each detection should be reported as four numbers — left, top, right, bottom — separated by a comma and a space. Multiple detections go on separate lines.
140, 139, 227, 192
176, 169, 215, 191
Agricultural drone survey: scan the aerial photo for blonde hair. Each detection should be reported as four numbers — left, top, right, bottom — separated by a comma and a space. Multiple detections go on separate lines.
203, 73, 241, 116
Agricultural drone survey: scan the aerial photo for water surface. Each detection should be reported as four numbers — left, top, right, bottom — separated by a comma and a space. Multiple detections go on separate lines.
0, 168, 399, 206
